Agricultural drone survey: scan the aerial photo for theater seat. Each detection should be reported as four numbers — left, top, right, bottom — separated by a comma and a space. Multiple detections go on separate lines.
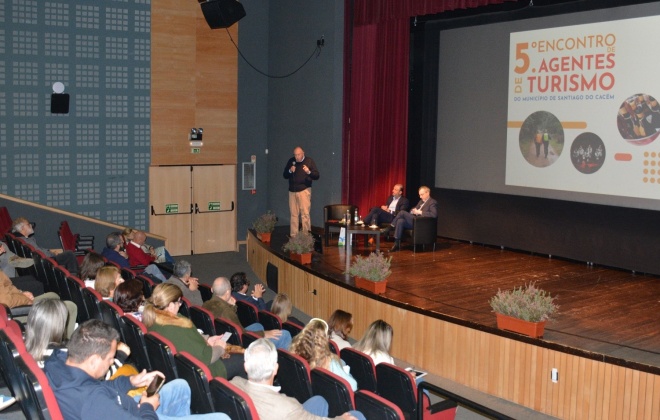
355, 390, 404, 420
145, 331, 178, 382
276, 349, 312, 404
311, 367, 355, 417
340, 347, 377, 393
174, 351, 214, 414
209, 377, 259, 420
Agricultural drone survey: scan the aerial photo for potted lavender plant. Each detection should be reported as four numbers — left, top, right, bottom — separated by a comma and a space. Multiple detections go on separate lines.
252, 211, 277, 243
282, 231, 316, 264
346, 251, 392, 294
489, 282, 559, 338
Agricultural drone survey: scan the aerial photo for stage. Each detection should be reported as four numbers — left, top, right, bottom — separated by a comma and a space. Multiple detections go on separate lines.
264, 226, 660, 371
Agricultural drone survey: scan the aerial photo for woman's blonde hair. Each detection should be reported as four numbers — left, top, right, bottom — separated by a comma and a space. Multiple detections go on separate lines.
270, 293, 292, 322
354, 319, 393, 356
142, 283, 192, 328
289, 318, 336, 369
94, 266, 120, 298
121, 227, 135, 241
25, 299, 68, 362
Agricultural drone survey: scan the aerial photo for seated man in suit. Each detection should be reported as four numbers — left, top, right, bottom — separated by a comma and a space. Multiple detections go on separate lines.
12, 217, 79, 275
231, 338, 364, 420
382, 186, 438, 252
363, 183, 410, 227
230, 272, 268, 311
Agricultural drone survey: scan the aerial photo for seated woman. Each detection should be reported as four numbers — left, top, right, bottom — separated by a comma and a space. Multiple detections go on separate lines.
79, 252, 105, 288
25, 299, 68, 366
94, 265, 125, 300
25, 299, 131, 374
114, 279, 144, 322
142, 283, 245, 379
290, 318, 358, 391
270, 293, 304, 327
353, 319, 394, 365
328, 309, 353, 351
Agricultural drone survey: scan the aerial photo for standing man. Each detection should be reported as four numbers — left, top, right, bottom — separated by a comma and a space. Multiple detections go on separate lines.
283, 146, 319, 236
363, 184, 410, 227
382, 186, 438, 252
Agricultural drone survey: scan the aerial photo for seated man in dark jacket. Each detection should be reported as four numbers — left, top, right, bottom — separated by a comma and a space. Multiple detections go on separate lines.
44, 319, 229, 420
100, 232, 130, 268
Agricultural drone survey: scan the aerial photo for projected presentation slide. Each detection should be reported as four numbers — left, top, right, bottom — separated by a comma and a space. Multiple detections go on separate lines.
506, 15, 660, 201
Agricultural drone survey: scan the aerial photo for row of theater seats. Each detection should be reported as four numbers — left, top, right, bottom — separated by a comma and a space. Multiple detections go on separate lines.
0, 206, 94, 265
1, 226, 453, 419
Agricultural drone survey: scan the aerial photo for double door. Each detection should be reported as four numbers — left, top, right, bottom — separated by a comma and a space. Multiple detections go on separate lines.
149, 165, 236, 255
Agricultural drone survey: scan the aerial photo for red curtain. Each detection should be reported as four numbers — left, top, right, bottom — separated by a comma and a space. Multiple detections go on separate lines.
343, 0, 516, 216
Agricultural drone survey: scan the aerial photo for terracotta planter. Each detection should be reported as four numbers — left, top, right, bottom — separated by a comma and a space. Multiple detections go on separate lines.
496, 313, 546, 338
290, 252, 312, 265
257, 232, 271, 243
354, 276, 388, 294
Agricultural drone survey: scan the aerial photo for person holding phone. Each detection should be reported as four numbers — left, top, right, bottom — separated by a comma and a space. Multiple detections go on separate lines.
44, 319, 230, 419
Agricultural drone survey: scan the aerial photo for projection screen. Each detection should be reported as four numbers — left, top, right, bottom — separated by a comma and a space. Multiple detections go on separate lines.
435, 2, 660, 211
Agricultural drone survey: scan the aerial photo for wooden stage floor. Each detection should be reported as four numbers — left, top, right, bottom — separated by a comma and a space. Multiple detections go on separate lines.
271, 227, 660, 372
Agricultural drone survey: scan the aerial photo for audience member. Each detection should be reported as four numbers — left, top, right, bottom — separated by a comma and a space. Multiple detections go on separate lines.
114, 279, 145, 322
123, 227, 173, 264
101, 232, 130, 268
0, 240, 44, 296
26, 297, 131, 375
353, 319, 394, 365
25, 299, 68, 365
95, 265, 125, 300
165, 260, 202, 306
125, 230, 167, 282
203, 277, 291, 349
11, 217, 79, 274
45, 319, 228, 419
143, 283, 245, 379
230, 272, 267, 310
328, 310, 353, 351
270, 293, 305, 327
231, 338, 364, 420
290, 318, 358, 391
79, 252, 106, 288
0, 270, 77, 337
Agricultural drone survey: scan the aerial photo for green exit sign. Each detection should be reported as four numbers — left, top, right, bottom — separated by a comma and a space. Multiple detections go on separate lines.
208, 201, 221, 211
165, 203, 179, 213
191, 148, 201, 154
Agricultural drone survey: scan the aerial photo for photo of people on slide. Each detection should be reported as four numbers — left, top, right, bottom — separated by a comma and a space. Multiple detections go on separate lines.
570, 132, 606, 175
518, 111, 565, 168
617, 93, 660, 145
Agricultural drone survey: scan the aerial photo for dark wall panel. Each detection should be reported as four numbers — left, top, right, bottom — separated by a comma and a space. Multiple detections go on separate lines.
435, 188, 660, 275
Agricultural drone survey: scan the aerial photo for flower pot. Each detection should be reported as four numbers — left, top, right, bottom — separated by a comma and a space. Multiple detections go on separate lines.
354, 276, 388, 294
257, 232, 271, 243
495, 313, 546, 338
290, 252, 312, 265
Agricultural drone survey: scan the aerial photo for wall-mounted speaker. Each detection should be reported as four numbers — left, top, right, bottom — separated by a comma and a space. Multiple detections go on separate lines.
50, 93, 70, 114
200, 0, 246, 29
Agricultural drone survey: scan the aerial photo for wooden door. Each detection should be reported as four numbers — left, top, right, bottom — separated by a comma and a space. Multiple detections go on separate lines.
149, 166, 193, 256
192, 165, 237, 253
